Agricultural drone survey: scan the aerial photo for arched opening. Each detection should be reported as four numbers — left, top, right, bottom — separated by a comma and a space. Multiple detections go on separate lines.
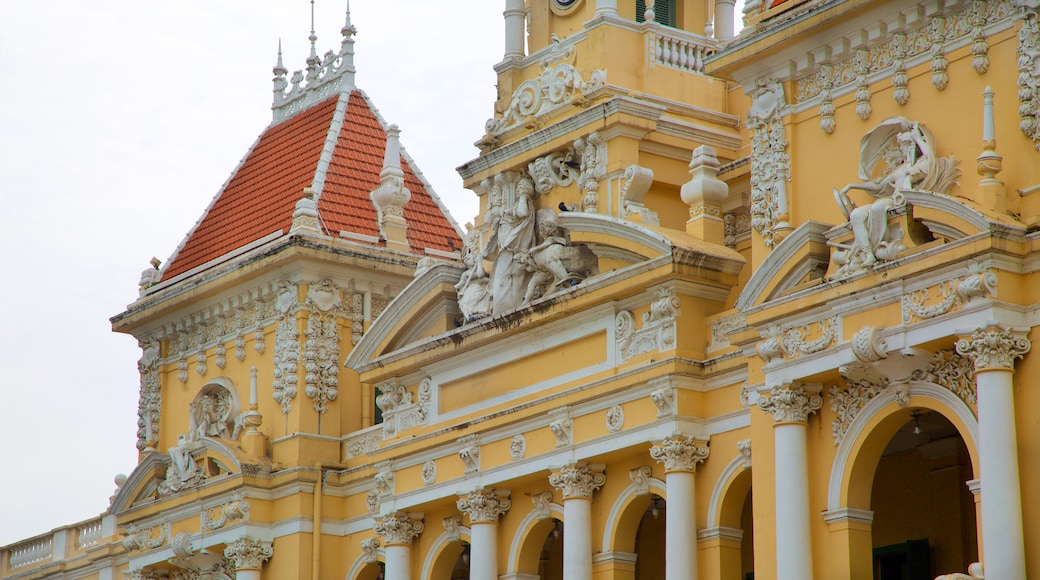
355, 561, 384, 580
450, 544, 471, 580
716, 467, 754, 580
538, 518, 564, 580
870, 410, 978, 579
634, 495, 666, 579
427, 539, 468, 579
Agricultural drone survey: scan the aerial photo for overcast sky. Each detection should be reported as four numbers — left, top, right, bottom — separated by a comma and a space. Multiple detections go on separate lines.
0, 0, 501, 546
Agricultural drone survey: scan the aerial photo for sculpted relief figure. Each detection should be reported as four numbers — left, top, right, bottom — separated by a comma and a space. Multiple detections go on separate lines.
830, 118, 960, 280
455, 172, 600, 321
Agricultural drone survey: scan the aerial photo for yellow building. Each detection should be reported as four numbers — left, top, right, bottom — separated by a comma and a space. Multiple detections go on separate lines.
3, 0, 1040, 579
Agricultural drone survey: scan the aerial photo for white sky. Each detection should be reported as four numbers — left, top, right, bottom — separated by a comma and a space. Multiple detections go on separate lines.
0, 0, 743, 546
0, 0, 500, 546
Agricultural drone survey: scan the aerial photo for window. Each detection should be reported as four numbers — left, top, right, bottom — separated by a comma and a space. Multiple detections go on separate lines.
636, 0, 676, 27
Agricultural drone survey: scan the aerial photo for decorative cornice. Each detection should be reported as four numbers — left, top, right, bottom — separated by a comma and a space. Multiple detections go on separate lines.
649, 434, 710, 473
223, 538, 273, 571
374, 512, 424, 546
955, 326, 1030, 370
549, 463, 606, 499
758, 384, 823, 424
457, 489, 511, 524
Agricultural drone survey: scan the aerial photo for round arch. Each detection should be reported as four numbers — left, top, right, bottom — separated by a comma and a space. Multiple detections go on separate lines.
706, 454, 752, 529
420, 525, 471, 579
601, 476, 667, 553
346, 548, 385, 580
828, 381, 979, 512
506, 500, 564, 576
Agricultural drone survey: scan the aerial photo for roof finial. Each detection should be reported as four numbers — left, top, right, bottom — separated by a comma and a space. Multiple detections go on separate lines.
273, 38, 287, 76
342, 0, 357, 39
309, 0, 318, 59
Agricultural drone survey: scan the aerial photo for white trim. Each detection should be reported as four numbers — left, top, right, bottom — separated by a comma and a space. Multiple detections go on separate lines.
697, 526, 744, 542
826, 381, 979, 512
822, 508, 875, 525
705, 453, 750, 528
600, 478, 666, 551
146, 230, 284, 295
345, 546, 385, 580
419, 526, 472, 579
505, 502, 564, 575
735, 220, 832, 311
311, 92, 351, 203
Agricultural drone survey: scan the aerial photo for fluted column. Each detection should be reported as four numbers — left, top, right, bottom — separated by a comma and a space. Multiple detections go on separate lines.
375, 513, 424, 580
504, 0, 526, 60
758, 384, 822, 580
223, 538, 273, 580
549, 463, 606, 580
956, 326, 1030, 580
650, 434, 709, 580
457, 489, 511, 580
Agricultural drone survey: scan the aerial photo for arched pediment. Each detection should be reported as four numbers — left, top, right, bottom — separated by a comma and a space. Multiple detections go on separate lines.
736, 220, 832, 311
903, 191, 1025, 241
345, 262, 465, 369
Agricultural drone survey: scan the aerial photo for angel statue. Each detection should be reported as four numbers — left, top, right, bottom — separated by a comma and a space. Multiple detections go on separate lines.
830, 118, 959, 279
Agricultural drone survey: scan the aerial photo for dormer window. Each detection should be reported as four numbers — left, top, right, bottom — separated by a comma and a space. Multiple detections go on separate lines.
636, 0, 676, 27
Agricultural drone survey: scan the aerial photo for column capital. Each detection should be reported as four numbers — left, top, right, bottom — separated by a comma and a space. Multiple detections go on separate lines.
549, 462, 605, 499
223, 537, 273, 571
375, 512, 424, 546
758, 384, 822, 425
649, 434, 709, 473
955, 325, 1030, 371
457, 489, 511, 524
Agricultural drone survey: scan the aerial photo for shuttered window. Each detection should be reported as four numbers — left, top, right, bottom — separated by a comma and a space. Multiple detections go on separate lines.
635, 0, 675, 27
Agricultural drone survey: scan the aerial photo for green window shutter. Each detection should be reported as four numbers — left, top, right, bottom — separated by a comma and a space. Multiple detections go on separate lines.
636, 0, 675, 27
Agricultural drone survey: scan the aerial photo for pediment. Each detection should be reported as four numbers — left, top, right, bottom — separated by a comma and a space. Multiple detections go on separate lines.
736, 221, 833, 311
346, 262, 466, 369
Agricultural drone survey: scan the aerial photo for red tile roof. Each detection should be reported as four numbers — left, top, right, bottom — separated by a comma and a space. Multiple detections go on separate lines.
161, 90, 462, 282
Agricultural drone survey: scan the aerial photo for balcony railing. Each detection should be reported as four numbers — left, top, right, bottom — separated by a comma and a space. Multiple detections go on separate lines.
7, 536, 52, 570
647, 25, 720, 73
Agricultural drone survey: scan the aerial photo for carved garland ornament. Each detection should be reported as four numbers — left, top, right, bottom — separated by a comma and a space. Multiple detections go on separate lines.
484, 40, 606, 137
616, 287, 681, 363
136, 338, 162, 451
1017, 0, 1040, 149
747, 78, 790, 248
902, 266, 997, 324
202, 491, 250, 531
303, 279, 343, 415
272, 281, 300, 414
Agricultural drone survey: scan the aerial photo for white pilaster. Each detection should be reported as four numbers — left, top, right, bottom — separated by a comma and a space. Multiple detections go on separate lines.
504, 0, 526, 60
549, 463, 606, 580
650, 434, 709, 580
758, 385, 822, 580
956, 326, 1030, 580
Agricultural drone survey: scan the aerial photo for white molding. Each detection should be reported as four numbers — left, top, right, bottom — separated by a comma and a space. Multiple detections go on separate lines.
705, 453, 751, 528
345, 546, 385, 580
826, 381, 979, 512
697, 526, 744, 542
735, 220, 832, 311
600, 478, 667, 551
505, 501, 564, 575
822, 507, 875, 525
419, 526, 472, 579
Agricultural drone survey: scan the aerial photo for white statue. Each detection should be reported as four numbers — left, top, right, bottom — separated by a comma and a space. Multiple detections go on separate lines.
159, 435, 204, 496
830, 118, 959, 279
484, 173, 538, 315
455, 229, 491, 321
520, 209, 599, 304
138, 258, 161, 295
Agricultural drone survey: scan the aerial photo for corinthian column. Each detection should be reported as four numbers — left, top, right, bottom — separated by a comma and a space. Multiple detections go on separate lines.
457, 489, 511, 580
549, 463, 606, 580
223, 538, 273, 580
375, 513, 424, 580
758, 384, 822, 580
956, 326, 1030, 580
650, 434, 709, 580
